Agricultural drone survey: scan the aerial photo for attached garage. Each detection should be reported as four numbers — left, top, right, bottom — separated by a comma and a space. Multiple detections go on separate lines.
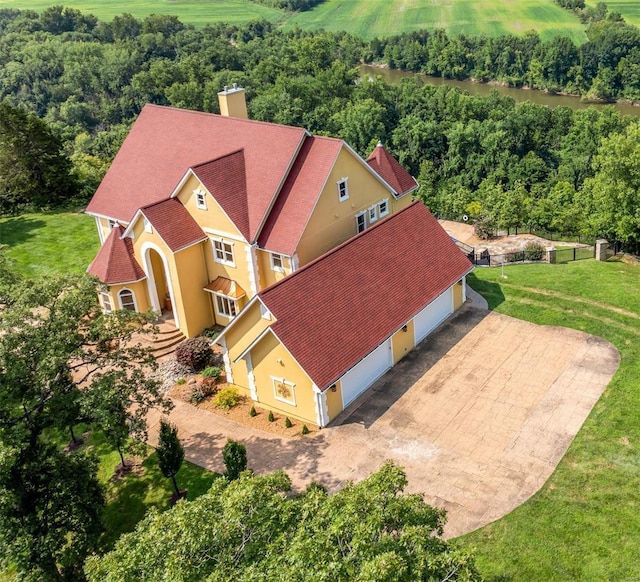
340, 339, 393, 408
414, 288, 453, 344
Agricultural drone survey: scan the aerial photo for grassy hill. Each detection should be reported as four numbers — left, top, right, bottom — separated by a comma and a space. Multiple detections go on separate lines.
0, 0, 589, 42
586, 0, 640, 25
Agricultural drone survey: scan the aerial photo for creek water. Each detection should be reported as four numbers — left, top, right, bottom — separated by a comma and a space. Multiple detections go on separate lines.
359, 64, 640, 116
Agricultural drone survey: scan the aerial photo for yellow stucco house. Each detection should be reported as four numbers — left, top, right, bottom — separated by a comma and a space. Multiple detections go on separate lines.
86, 87, 473, 426
216, 202, 473, 427
87, 87, 418, 338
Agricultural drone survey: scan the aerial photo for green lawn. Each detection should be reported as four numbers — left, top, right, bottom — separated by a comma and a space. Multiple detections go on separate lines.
461, 259, 640, 580
83, 430, 218, 550
0, 211, 98, 277
0, 0, 588, 42
0, 0, 284, 27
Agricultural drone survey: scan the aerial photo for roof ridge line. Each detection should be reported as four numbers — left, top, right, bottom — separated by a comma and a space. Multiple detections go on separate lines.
192, 148, 245, 169
260, 200, 421, 296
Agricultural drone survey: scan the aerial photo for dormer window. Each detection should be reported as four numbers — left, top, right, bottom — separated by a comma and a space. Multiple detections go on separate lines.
338, 178, 349, 202
194, 189, 207, 210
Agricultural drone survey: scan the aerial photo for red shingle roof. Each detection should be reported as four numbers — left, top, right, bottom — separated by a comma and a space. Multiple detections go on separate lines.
366, 143, 418, 197
258, 136, 342, 255
86, 104, 306, 241
259, 202, 472, 390
192, 150, 250, 241
87, 225, 146, 284
142, 198, 206, 252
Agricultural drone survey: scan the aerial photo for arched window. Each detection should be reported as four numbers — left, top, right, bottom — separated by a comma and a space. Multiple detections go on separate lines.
118, 289, 136, 311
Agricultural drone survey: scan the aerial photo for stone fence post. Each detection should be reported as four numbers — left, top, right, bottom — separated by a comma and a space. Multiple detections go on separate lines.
596, 239, 608, 261
546, 246, 556, 264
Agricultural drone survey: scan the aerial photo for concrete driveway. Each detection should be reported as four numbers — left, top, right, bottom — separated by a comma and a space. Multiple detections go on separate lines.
149, 295, 619, 537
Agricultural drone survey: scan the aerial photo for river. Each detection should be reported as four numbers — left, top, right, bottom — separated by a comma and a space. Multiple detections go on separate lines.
359, 64, 640, 117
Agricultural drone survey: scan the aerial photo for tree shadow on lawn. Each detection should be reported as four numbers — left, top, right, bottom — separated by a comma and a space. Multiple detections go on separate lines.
0, 216, 46, 246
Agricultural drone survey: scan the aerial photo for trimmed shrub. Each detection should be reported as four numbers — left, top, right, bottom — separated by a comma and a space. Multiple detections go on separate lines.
473, 213, 497, 240
201, 366, 222, 381
268, 411, 275, 422
176, 378, 186, 385
189, 379, 218, 405
301, 424, 309, 435
201, 327, 219, 340
175, 336, 212, 371
524, 241, 545, 261
213, 386, 240, 410
249, 406, 257, 417
285, 417, 292, 428
222, 438, 247, 481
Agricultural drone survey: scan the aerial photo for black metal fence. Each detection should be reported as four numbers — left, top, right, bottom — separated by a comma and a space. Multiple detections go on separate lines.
555, 246, 595, 263
465, 245, 595, 266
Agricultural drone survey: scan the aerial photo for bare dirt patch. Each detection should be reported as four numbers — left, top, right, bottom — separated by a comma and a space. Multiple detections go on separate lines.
110, 457, 145, 482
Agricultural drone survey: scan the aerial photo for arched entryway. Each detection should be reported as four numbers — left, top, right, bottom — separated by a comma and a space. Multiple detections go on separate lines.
141, 243, 180, 328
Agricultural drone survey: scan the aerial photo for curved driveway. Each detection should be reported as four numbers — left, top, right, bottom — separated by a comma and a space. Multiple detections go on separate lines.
149, 294, 620, 537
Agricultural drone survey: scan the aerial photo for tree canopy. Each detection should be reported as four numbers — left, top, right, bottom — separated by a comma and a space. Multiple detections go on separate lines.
0, 252, 172, 579
85, 462, 480, 582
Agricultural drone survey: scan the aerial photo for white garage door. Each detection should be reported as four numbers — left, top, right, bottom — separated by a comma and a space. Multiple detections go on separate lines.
341, 339, 393, 408
414, 288, 453, 344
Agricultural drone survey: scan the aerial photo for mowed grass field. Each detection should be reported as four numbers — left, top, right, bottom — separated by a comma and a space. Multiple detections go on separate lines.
463, 260, 640, 579
0, 0, 588, 42
0, 0, 284, 26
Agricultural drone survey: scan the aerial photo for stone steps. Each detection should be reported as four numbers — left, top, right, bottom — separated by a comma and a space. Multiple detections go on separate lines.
131, 321, 185, 361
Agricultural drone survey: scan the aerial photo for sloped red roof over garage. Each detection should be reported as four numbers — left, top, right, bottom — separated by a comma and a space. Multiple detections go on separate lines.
366, 143, 418, 197
87, 225, 146, 285
259, 202, 472, 390
86, 104, 306, 240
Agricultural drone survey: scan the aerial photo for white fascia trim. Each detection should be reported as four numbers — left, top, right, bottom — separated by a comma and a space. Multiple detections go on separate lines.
95, 216, 105, 244
108, 276, 147, 285
233, 326, 274, 363
121, 209, 145, 239
171, 237, 208, 254
85, 210, 130, 225
246, 353, 258, 400
214, 295, 263, 343
285, 141, 342, 256
252, 130, 310, 244
342, 141, 399, 198
169, 168, 197, 200
246, 244, 259, 295
202, 227, 245, 244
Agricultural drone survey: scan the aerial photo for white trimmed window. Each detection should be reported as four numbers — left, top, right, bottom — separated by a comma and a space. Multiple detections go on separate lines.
338, 178, 349, 202
215, 294, 238, 318
368, 205, 378, 224
194, 189, 207, 210
355, 212, 366, 234
272, 377, 296, 406
270, 252, 284, 273
212, 239, 235, 266
143, 218, 152, 233
100, 290, 112, 313
118, 289, 137, 311
378, 198, 389, 218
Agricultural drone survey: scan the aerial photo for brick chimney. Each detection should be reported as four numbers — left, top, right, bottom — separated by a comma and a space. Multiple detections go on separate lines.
217, 83, 248, 119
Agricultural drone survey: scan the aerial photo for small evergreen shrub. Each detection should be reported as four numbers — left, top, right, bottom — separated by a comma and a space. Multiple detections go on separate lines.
249, 406, 257, 417
213, 386, 240, 410
222, 438, 247, 481
301, 424, 309, 435
285, 417, 293, 428
175, 336, 212, 371
201, 366, 222, 381
176, 378, 186, 385
268, 411, 275, 422
524, 241, 545, 261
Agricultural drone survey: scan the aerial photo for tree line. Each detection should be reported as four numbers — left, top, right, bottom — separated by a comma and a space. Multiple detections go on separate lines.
0, 7, 639, 247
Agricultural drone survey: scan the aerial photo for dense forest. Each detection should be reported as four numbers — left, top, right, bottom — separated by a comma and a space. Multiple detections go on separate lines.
0, 6, 639, 247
